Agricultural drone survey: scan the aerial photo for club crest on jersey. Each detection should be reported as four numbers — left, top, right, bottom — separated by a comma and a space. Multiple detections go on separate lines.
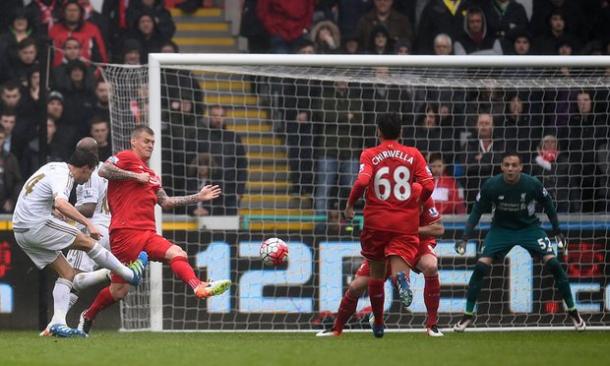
476, 192, 481, 202
542, 188, 549, 197
107, 156, 119, 164
359, 163, 365, 173
428, 207, 439, 218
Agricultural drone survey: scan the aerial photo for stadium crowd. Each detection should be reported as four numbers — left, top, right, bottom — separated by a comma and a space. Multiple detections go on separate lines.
0, 0, 608, 218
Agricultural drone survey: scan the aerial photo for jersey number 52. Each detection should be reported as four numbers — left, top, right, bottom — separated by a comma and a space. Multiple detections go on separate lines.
374, 166, 411, 201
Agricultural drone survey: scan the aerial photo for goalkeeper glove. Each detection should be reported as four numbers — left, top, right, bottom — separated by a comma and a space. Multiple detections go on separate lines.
454, 238, 467, 255
554, 232, 568, 251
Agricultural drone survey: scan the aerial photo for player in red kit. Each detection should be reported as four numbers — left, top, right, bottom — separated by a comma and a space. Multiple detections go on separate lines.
317, 197, 444, 337
344, 113, 434, 338
78, 126, 231, 334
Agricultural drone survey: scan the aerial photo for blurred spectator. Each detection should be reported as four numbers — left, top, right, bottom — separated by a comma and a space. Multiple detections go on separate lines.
316, 201, 355, 236
500, 94, 540, 160
89, 115, 112, 161
52, 38, 97, 92
479, 0, 527, 50
507, 29, 532, 55
590, 0, 610, 42
394, 38, 411, 55
45, 90, 76, 155
0, 82, 36, 162
160, 40, 205, 116
355, 0, 414, 51
102, 0, 132, 57
0, 124, 22, 213
362, 67, 412, 145
0, 9, 36, 84
57, 59, 96, 138
319, 0, 372, 41
462, 113, 505, 207
0, 1, 23, 34
530, 0, 588, 41
197, 105, 247, 215
25, 0, 62, 34
92, 79, 110, 119
454, 7, 502, 55
121, 38, 143, 64
186, 153, 217, 216
558, 90, 608, 211
533, 9, 581, 55
257, 0, 315, 53
78, 0, 110, 44
22, 118, 71, 176
531, 135, 573, 212
0, 112, 17, 156
404, 103, 453, 158
313, 81, 363, 215
127, 0, 175, 41
341, 36, 360, 54
26, 69, 41, 105
129, 12, 168, 63
433, 33, 453, 55
416, 0, 472, 54
0, 122, 22, 209
428, 152, 466, 214
49, 0, 108, 66
6, 37, 39, 87
366, 24, 394, 54
294, 39, 316, 54
310, 20, 341, 54
240, 0, 269, 53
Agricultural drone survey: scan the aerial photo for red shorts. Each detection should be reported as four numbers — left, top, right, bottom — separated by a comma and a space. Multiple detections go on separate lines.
110, 229, 173, 283
360, 228, 419, 267
355, 240, 437, 278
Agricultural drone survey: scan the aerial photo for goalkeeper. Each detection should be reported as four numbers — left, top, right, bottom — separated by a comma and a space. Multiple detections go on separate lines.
453, 152, 585, 332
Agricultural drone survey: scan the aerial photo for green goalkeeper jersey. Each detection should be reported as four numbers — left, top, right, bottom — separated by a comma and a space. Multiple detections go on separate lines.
464, 173, 561, 237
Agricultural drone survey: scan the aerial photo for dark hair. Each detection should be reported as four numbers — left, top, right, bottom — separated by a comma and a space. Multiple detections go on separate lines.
18, 37, 37, 51
68, 148, 98, 169
89, 115, 108, 127
1, 80, 21, 92
63, 37, 81, 48
428, 152, 444, 164
1, 110, 16, 118
295, 39, 315, 52
501, 151, 522, 163
377, 113, 402, 140
160, 40, 180, 53
131, 125, 154, 139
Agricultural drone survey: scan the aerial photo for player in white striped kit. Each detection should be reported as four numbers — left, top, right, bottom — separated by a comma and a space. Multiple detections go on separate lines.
13, 148, 148, 338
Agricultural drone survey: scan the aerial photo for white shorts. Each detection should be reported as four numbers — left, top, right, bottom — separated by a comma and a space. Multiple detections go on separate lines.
14, 218, 80, 269
66, 225, 109, 272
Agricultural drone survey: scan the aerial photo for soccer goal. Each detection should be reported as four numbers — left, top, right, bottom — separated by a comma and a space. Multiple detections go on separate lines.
101, 54, 610, 332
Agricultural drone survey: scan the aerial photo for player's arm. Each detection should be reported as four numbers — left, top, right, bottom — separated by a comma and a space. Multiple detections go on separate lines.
536, 180, 566, 248
456, 183, 493, 254
412, 149, 434, 201
419, 221, 445, 237
345, 151, 373, 219
156, 185, 222, 210
54, 198, 100, 239
98, 161, 150, 183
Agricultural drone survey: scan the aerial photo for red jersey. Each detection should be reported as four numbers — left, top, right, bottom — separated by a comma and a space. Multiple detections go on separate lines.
107, 150, 161, 233
348, 140, 434, 234
420, 197, 441, 247
432, 175, 466, 214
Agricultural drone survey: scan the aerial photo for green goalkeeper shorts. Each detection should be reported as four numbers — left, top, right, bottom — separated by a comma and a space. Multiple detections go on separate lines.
480, 226, 554, 259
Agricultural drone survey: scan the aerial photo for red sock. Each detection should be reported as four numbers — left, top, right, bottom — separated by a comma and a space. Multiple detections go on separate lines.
368, 278, 385, 326
84, 287, 116, 320
170, 256, 201, 290
424, 275, 440, 327
333, 289, 359, 333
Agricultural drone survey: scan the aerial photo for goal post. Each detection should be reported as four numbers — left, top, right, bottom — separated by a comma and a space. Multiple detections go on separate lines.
101, 54, 610, 332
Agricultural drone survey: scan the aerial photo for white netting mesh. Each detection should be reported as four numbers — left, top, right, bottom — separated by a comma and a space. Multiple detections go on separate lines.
102, 59, 610, 331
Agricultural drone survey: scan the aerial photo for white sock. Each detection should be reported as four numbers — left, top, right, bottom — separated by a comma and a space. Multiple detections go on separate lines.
73, 269, 112, 292
87, 243, 134, 282
67, 292, 79, 313
49, 278, 73, 326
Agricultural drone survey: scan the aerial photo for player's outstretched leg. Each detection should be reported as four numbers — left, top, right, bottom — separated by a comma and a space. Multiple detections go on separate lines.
166, 248, 231, 299
544, 256, 586, 331
454, 260, 491, 332
317, 275, 368, 337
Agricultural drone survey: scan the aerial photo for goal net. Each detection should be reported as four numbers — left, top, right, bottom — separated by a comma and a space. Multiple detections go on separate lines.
102, 55, 610, 331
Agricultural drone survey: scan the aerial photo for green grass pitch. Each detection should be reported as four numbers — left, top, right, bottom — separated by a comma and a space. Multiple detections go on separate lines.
0, 330, 609, 366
